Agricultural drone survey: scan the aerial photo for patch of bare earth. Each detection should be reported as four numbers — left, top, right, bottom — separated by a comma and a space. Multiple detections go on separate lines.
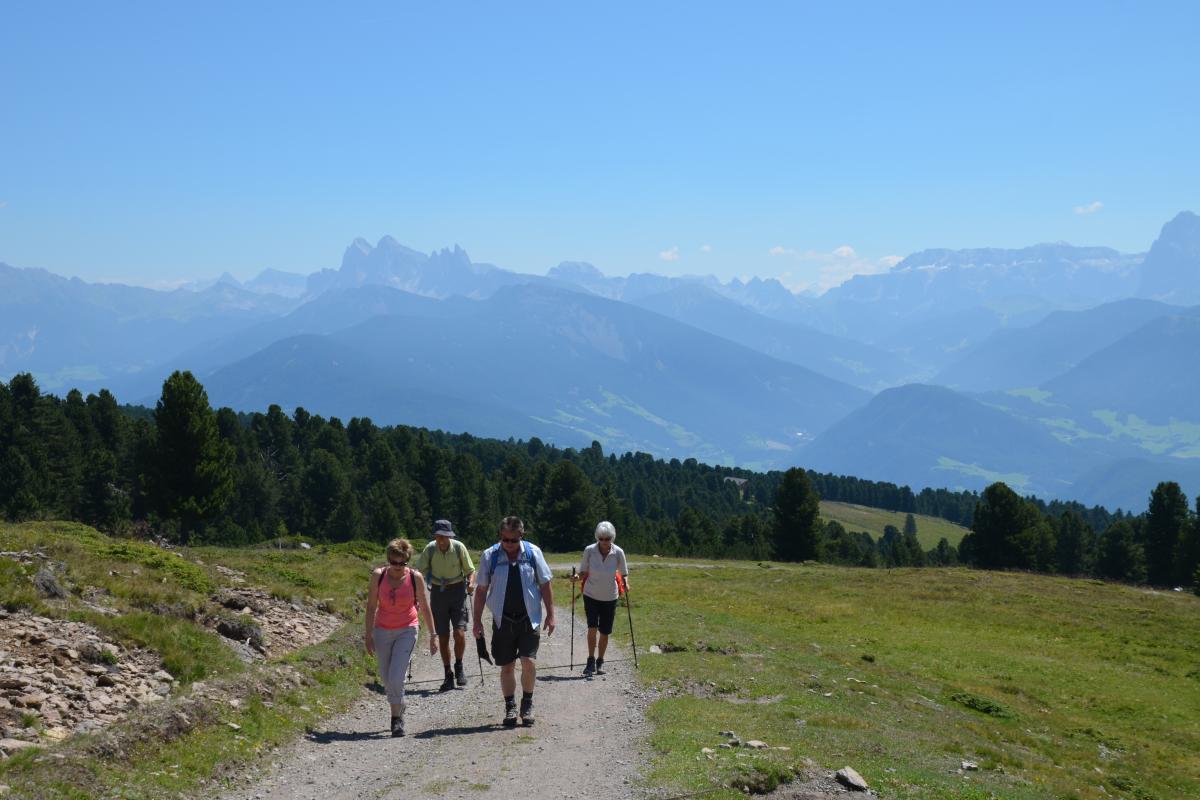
218, 603, 654, 800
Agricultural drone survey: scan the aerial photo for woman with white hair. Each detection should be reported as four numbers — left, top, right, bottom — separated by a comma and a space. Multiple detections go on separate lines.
574, 521, 629, 676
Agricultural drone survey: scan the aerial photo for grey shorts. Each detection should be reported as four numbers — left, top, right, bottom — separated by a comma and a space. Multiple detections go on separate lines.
429, 581, 469, 636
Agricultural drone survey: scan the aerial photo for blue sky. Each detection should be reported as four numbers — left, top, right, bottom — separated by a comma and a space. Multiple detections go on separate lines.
2, 1, 1198, 291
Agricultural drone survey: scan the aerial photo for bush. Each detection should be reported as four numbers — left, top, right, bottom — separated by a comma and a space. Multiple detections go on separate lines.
950, 691, 1013, 718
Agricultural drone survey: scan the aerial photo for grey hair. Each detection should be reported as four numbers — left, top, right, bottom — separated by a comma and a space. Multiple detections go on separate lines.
499, 515, 525, 535
594, 521, 616, 541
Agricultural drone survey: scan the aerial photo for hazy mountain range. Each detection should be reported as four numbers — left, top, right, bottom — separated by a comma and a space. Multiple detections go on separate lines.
5, 210, 1200, 511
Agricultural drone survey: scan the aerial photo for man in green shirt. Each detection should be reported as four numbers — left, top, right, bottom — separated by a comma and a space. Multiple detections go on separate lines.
414, 519, 476, 691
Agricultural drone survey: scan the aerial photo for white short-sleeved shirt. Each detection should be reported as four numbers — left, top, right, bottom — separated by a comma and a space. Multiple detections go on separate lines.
578, 542, 628, 602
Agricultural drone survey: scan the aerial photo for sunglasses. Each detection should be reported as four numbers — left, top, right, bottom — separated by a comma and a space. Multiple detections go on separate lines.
388, 560, 407, 567
499, 536, 520, 544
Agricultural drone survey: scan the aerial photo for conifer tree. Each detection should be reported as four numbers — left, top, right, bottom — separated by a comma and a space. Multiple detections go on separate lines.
770, 467, 820, 561
151, 371, 235, 542
1145, 481, 1189, 585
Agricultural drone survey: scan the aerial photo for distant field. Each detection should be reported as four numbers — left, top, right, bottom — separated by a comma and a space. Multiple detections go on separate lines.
614, 558, 1200, 800
820, 500, 969, 548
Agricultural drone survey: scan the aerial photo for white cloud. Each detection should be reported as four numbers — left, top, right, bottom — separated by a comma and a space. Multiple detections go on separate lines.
768, 244, 898, 293
1074, 201, 1103, 215
699, 244, 712, 253
659, 245, 680, 262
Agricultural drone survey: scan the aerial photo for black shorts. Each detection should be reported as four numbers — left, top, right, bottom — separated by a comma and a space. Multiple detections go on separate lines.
490, 616, 540, 666
429, 582, 469, 636
583, 596, 618, 635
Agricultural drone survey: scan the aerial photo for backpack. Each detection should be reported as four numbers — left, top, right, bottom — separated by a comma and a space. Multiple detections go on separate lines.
489, 541, 536, 574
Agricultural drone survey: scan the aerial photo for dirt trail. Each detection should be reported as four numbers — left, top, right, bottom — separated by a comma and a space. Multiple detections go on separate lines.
220, 601, 653, 800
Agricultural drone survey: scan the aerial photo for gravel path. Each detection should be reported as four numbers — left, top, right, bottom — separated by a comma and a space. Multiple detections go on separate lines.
221, 601, 653, 800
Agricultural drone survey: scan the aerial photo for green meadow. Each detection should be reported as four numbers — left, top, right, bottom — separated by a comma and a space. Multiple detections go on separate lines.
0, 522, 381, 800
820, 501, 970, 549
5, 523, 1200, 800
610, 559, 1200, 800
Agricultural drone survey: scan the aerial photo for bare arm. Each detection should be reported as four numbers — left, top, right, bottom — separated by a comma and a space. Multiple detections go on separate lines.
413, 571, 438, 655
472, 583, 488, 638
539, 579, 556, 635
364, 569, 380, 654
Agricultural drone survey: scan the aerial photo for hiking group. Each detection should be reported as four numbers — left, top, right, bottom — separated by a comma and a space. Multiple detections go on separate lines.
365, 514, 630, 737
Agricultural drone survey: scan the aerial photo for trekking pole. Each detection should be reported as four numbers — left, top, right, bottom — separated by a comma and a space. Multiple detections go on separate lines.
471, 605, 484, 686
570, 567, 577, 670
623, 578, 638, 668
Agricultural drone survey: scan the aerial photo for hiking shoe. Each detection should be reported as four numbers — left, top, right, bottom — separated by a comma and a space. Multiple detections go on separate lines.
595, 658, 605, 675
439, 671, 455, 692
503, 702, 519, 727
519, 696, 535, 726
582, 656, 596, 677
454, 661, 467, 687
390, 716, 405, 737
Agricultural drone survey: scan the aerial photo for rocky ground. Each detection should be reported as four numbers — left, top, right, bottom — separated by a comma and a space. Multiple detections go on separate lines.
0, 550, 341, 758
0, 609, 174, 756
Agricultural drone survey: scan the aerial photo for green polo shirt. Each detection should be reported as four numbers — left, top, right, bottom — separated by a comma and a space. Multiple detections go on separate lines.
414, 539, 475, 586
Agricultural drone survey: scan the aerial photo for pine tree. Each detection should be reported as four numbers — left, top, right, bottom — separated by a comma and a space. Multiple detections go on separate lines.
1098, 520, 1147, 583
538, 460, 592, 551
151, 371, 235, 542
1144, 482, 1189, 585
770, 468, 820, 561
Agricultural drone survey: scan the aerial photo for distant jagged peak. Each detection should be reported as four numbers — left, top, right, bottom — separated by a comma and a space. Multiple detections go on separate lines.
429, 244, 472, 264
215, 271, 241, 287
1138, 209, 1200, 303
547, 260, 605, 280
375, 236, 427, 258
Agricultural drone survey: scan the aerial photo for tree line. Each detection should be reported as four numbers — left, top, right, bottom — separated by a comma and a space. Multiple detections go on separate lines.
1, 371, 1196, 589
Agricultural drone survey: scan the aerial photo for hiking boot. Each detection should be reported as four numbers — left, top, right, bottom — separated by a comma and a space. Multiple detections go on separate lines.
519, 696, 535, 726
390, 715, 405, 737
582, 656, 596, 677
503, 701, 519, 727
454, 661, 467, 687
595, 657, 605, 675
439, 670, 455, 692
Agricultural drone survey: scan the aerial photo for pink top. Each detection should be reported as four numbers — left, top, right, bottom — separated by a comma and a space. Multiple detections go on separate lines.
375, 567, 419, 630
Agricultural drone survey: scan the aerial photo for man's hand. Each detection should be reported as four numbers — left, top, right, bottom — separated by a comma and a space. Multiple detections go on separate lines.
472, 621, 484, 639
428, 634, 438, 656
543, 614, 556, 636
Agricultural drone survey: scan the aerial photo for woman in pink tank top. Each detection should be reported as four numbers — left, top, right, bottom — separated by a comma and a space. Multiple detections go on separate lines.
365, 538, 436, 736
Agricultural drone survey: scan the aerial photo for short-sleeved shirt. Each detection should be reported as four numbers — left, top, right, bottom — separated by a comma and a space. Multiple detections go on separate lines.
578, 543, 628, 602
414, 539, 475, 587
476, 541, 554, 629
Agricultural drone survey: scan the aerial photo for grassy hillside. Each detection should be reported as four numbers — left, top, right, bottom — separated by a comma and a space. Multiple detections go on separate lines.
0, 522, 389, 800
821, 500, 969, 548
613, 559, 1200, 800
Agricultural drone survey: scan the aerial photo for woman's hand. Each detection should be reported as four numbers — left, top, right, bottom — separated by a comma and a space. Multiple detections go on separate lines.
364, 633, 375, 656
